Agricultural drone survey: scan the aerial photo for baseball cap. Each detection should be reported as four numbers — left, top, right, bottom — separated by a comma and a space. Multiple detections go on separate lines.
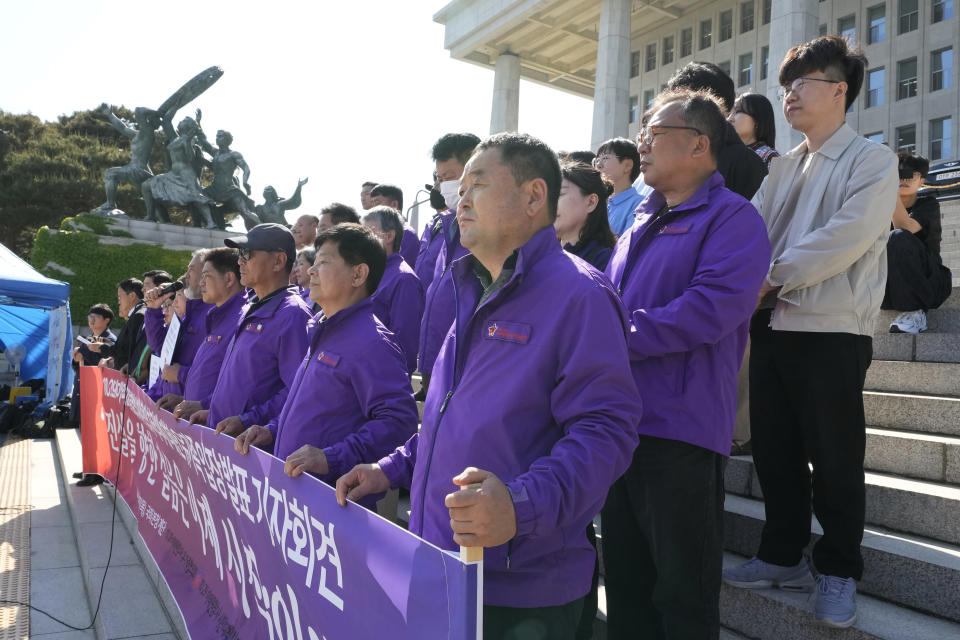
224, 223, 296, 264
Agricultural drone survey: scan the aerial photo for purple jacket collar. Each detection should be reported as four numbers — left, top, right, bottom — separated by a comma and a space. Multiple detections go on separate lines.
636, 170, 725, 217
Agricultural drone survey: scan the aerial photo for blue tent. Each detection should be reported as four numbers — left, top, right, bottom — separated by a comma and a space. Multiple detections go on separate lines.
0, 242, 73, 401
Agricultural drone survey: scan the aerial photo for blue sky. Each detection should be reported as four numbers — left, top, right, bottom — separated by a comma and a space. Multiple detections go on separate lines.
1, 1, 594, 231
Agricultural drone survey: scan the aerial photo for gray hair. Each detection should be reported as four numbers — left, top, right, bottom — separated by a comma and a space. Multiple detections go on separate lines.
646, 89, 727, 163
364, 206, 405, 254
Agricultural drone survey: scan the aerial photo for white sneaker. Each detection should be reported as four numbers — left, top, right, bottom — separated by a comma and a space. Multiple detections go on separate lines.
889, 310, 928, 334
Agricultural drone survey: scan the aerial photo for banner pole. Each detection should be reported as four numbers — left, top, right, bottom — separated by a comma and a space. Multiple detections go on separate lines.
457, 484, 484, 639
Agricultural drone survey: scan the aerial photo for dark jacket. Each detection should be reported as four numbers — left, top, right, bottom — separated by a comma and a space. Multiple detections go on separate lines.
717, 122, 767, 201
564, 237, 614, 272
112, 302, 145, 370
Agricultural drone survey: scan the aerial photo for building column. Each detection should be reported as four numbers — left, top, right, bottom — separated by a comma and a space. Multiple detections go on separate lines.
767, 0, 819, 152
590, 0, 632, 151
490, 52, 520, 134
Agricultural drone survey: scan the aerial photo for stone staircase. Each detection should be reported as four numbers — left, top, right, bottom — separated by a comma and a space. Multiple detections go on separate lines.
720, 290, 960, 639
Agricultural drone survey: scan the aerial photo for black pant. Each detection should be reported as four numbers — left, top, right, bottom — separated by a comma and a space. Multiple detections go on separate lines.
484, 598, 584, 640
882, 229, 952, 311
750, 310, 871, 579
575, 523, 599, 640
601, 435, 724, 640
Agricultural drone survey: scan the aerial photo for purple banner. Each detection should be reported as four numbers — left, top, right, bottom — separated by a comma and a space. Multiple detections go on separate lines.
81, 367, 481, 639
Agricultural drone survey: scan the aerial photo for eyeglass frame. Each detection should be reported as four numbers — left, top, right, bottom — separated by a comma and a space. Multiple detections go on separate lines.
636, 124, 704, 146
592, 154, 617, 168
776, 76, 842, 102
237, 247, 284, 261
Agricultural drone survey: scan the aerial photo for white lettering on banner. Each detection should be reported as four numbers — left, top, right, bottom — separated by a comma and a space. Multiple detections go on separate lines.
137, 426, 158, 486
137, 491, 168, 537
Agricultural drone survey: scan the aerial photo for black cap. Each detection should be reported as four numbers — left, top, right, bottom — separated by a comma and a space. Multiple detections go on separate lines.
224, 223, 295, 264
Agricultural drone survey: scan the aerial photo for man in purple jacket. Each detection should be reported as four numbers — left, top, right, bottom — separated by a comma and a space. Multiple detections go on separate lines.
601, 90, 771, 639
363, 206, 425, 373
369, 183, 419, 266
336, 133, 643, 639
234, 224, 418, 507
159, 248, 247, 419
188, 224, 312, 434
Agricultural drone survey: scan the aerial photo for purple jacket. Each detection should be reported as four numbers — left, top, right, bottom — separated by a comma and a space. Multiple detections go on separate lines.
400, 224, 419, 267
269, 298, 418, 506
144, 299, 212, 400
371, 253, 425, 373
414, 210, 451, 288
379, 226, 642, 608
417, 214, 469, 376
182, 291, 247, 409
605, 171, 770, 455
206, 287, 312, 428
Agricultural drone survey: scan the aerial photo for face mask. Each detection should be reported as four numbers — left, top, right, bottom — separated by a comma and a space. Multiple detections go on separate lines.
439, 179, 461, 210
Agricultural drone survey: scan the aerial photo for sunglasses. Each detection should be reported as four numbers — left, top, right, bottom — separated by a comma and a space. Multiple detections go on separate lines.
237, 247, 284, 260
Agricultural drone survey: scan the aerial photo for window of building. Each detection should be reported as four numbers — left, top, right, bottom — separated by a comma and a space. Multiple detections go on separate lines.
931, 47, 953, 91
630, 51, 640, 78
897, 57, 918, 99
700, 19, 712, 49
930, 117, 952, 160
741, 1, 755, 32
867, 5, 886, 43
762, 0, 771, 24
761, 46, 769, 80
681, 28, 693, 58
896, 124, 917, 153
645, 43, 657, 72
663, 36, 675, 64
866, 68, 885, 107
838, 14, 856, 41
739, 53, 754, 86
720, 10, 733, 41
932, 0, 954, 22
630, 96, 639, 124
718, 60, 732, 76
865, 131, 885, 144
899, 0, 919, 33
643, 89, 655, 110
819, 23, 828, 36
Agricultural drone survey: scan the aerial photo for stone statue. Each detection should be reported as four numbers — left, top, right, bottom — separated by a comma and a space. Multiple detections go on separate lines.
197, 127, 260, 230
140, 109, 217, 229
92, 104, 161, 216
254, 178, 309, 226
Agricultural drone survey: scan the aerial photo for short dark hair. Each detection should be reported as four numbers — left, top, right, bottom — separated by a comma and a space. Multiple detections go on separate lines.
731, 93, 778, 149
88, 303, 114, 322
476, 133, 562, 221
560, 150, 597, 165
142, 270, 172, 286
118, 278, 144, 299
667, 61, 736, 113
364, 206, 405, 254
314, 223, 387, 295
779, 35, 866, 110
649, 89, 728, 163
560, 162, 616, 249
897, 152, 930, 179
320, 202, 361, 225
596, 138, 642, 182
370, 184, 403, 211
203, 247, 241, 281
432, 133, 481, 165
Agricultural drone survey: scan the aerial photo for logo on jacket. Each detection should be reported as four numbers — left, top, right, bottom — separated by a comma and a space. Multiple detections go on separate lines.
659, 224, 692, 235
206, 335, 222, 344
317, 350, 341, 367
245, 322, 263, 334
484, 321, 531, 345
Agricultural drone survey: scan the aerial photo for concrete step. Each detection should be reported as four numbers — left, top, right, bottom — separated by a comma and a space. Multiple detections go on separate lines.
865, 427, 960, 484
864, 360, 960, 397
723, 494, 960, 623
54, 428, 186, 640
725, 456, 960, 545
864, 390, 960, 437
876, 303, 960, 334
872, 332, 960, 362
720, 551, 960, 639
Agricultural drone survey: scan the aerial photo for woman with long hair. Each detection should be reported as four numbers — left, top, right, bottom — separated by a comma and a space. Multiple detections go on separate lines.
729, 93, 780, 167
556, 162, 618, 271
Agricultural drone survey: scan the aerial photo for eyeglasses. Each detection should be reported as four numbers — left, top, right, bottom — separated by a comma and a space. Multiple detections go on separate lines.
777, 77, 841, 101
636, 124, 704, 146
237, 247, 283, 260
592, 154, 615, 168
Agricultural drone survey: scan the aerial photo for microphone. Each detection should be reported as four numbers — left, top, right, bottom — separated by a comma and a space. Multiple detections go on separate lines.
159, 281, 185, 296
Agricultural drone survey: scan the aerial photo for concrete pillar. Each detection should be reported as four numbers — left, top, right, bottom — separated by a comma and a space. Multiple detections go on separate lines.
590, 0, 632, 151
767, 0, 819, 152
490, 52, 520, 134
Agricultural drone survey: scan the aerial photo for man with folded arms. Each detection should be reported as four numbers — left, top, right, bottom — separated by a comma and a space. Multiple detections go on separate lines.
187, 224, 312, 433
336, 133, 642, 639
234, 224, 418, 506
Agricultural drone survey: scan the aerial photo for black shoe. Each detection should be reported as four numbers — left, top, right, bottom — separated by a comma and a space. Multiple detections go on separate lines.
72, 472, 83, 479
76, 475, 104, 486
730, 440, 753, 456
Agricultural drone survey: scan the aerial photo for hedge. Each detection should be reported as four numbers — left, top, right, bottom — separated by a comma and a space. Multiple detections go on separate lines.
30, 213, 193, 329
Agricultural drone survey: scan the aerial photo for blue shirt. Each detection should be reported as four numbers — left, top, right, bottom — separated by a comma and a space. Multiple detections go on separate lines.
607, 187, 647, 236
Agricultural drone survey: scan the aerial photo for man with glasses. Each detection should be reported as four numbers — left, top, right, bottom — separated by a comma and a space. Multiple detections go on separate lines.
594, 137, 645, 235
187, 224, 312, 439
723, 36, 898, 628
602, 89, 771, 639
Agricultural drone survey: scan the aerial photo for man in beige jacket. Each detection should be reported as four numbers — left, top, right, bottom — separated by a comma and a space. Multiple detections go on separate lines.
722, 36, 898, 629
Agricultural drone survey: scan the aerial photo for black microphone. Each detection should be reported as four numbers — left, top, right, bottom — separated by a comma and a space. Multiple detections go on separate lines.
159, 281, 185, 296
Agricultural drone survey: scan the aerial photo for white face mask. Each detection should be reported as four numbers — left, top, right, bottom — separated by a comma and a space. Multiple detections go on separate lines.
439, 179, 461, 210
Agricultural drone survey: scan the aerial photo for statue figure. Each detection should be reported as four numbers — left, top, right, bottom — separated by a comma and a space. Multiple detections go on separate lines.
197, 127, 260, 230
140, 109, 217, 229
254, 178, 309, 226
93, 104, 161, 216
